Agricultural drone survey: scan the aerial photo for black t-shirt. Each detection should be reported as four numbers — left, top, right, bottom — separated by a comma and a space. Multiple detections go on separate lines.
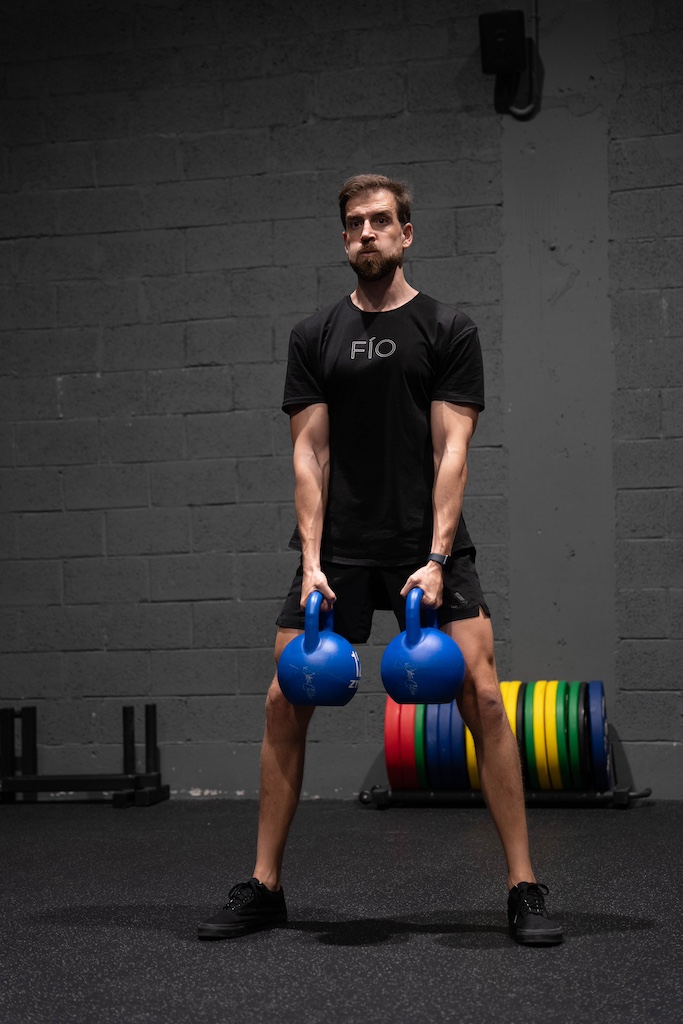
282, 292, 485, 566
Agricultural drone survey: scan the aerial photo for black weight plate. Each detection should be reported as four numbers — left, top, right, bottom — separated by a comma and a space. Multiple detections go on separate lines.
577, 681, 590, 789
516, 682, 527, 784
438, 700, 457, 789
450, 699, 470, 790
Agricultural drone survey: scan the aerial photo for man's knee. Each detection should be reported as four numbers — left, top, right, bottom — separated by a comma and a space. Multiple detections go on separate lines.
265, 675, 315, 734
266, 675, 289, 716
459, 676, 507, 739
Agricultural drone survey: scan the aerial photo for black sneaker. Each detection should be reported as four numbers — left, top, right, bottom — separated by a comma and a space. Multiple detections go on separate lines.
507, 882, 563, 946
197, 878, 287, 940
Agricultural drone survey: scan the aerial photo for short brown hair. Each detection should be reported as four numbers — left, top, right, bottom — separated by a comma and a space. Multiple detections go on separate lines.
338, 174, 413, 226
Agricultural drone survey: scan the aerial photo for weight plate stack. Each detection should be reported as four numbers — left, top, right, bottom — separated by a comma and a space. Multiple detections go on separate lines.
384, 679, 613, 797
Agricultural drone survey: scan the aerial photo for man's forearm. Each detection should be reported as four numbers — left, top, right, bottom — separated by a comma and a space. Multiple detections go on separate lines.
293, 453, 329, 570
431, 449, 468, 556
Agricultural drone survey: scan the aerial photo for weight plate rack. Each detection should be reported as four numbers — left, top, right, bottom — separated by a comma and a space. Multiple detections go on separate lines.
0, 704, 170, 808
361, 681, 651, 810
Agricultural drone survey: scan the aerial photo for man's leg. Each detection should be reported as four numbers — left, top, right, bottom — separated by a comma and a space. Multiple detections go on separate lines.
445, 609, 563, 946
444, 610, 534, 889
197, 626, 310, 939
253, 627, 314, 891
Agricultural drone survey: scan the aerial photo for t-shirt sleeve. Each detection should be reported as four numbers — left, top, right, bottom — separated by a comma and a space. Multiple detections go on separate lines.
282, 327, 325, 412
432, 318, 485, 410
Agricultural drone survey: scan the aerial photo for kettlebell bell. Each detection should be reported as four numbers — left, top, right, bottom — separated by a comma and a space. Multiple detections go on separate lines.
277, 591, 361, 706
381, 587, 466, 704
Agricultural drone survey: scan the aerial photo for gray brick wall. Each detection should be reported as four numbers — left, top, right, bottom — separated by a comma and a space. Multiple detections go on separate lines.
0, 0, 681, 799
610, 0, 683, 797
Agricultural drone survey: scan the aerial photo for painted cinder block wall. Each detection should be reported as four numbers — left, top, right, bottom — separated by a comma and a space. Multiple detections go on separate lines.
0, 0, 681, 798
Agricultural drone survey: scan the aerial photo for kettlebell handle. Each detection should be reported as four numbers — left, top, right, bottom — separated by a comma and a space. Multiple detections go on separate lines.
406, 587, 438, 646
304, 590, 334, 654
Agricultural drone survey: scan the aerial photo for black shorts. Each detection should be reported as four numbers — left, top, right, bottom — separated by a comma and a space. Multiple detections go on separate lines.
276, 552, 490, 645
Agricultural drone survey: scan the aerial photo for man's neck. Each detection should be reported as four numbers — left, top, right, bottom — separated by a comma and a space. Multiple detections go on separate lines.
349, 269, 418, 313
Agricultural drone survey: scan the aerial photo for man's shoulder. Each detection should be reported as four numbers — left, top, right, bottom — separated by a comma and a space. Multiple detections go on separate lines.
292, 296, 351, 338
413, 293, 478, 338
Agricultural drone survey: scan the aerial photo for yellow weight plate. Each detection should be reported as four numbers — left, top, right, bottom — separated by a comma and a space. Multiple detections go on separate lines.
464, 725, 481, 790
501, 681, 522, 738
544, 680, 563, 789
533, 680, 551, 790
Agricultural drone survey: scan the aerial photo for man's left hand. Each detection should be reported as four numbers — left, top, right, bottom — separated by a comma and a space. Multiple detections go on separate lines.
400, 561, 445, 608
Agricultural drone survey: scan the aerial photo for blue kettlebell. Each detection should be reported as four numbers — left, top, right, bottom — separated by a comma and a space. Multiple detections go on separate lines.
277, 591, 361, 706
381, 587, 466, 704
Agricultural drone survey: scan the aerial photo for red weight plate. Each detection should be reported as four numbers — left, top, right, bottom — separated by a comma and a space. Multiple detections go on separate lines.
384, 696, 403, 791
399, 702, 420, 790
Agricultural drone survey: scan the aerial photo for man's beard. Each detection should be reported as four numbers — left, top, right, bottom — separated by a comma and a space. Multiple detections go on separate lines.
349, 248, 403, 282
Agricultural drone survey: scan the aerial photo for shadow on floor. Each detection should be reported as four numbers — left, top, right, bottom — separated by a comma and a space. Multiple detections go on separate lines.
29, 903, 657, 950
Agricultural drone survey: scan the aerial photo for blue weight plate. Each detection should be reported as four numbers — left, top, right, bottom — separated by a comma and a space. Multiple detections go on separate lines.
587, 680, 612, 792
425, 702, 441, 790
449, 699, 470, 790
438, 700, 457, 789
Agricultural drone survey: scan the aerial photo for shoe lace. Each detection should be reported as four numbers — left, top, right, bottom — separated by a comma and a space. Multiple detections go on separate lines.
224, 880, 259, 912
517, 883, 549, 917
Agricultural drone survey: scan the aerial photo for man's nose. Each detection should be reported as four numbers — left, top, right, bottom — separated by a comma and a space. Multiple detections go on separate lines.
360, 220, 375, 240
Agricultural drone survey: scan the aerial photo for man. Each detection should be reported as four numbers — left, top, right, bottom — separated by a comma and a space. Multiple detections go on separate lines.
198, 174, 563, 946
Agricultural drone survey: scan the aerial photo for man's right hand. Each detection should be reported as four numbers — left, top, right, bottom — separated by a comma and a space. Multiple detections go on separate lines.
300, 568, 336, 611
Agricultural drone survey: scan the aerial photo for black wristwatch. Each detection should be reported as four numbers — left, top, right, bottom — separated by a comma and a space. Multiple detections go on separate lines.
428, 552, 449, 568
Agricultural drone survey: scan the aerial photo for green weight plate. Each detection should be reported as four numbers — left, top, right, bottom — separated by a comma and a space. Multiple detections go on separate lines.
567, 681, 582, 790
399, 703, 419, 790
524, 681, 539, 790
555, 681, 572, 789
414, 703, 429, 790
425, 703, 441, 789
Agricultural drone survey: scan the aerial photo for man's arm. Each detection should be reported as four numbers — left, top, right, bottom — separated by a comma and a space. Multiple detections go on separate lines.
400, 400, 479, 608
289, 402, 336, 610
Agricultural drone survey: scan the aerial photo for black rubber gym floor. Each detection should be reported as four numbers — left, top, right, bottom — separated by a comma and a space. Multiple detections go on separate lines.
3, 798, 682, 1024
